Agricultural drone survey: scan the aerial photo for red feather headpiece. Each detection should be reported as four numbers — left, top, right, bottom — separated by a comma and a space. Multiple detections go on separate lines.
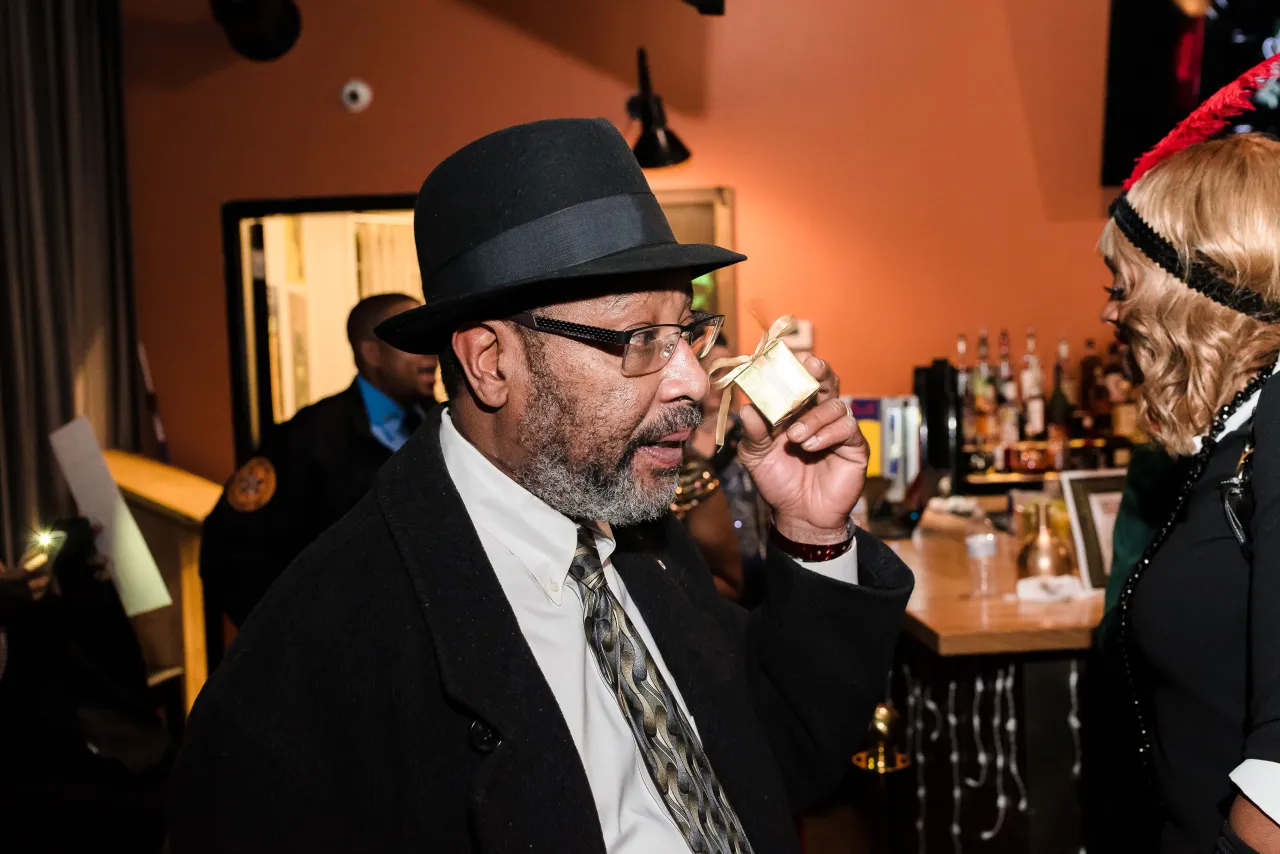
1123, 54, 1280, 190
1110, 53, 1280, 323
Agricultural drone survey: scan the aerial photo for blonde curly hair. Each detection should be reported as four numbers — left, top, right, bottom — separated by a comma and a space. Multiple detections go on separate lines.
1097, 133, 1280, 456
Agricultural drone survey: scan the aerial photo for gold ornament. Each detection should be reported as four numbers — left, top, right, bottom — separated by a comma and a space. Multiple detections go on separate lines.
852, 702, 911, 774
669, 457, 721, 520
1016, 501, 1074, 578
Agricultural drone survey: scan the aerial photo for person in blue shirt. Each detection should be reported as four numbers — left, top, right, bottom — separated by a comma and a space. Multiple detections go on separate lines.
201, 293, 437, 627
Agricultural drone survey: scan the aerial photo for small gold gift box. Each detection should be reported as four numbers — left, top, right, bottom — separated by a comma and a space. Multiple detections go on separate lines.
708, 316, 820, 445
733, 338, 819, 425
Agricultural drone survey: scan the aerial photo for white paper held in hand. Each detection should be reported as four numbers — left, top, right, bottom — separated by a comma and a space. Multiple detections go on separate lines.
48, 417, 172, 617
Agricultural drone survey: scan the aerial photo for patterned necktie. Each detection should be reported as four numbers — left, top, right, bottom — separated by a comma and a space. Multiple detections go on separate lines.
566, 526, 754, 854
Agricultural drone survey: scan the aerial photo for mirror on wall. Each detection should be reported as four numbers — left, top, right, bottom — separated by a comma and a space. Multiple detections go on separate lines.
221, 188, 739, 462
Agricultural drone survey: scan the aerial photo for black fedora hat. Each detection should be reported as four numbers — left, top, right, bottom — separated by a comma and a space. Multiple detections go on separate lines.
375, 118, 745, 355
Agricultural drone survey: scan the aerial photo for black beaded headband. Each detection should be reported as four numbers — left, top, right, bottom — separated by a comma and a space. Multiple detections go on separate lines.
1109, 193, 1280, 323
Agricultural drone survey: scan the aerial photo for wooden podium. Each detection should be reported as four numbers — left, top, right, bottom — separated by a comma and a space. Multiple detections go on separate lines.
103, 450, 220, 713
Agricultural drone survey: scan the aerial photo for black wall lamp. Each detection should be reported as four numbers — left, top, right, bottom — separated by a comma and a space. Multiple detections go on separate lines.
211, 0, 302, 62
626, 48, 691, 169
681, 0, 725, 14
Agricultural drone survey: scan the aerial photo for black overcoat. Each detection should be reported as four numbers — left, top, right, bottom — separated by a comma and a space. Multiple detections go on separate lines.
170, 408, 914, 853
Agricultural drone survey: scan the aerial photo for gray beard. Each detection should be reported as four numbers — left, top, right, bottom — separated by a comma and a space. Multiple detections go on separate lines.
512, 377, 696, 527
515, 448, 676, 527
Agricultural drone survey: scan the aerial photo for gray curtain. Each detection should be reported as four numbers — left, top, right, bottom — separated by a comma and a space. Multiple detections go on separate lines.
0, 0, 140, 568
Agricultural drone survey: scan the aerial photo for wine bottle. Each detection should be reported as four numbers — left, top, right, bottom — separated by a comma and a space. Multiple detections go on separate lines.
1021, 328, 1046, 441
1047, 339, 1073, 470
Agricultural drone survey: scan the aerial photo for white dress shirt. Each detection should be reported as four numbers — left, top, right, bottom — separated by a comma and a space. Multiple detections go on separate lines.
439, 411, 857, 851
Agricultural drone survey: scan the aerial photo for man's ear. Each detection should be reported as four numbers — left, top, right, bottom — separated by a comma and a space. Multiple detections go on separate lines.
358, 338, 381, 371
452, 323, 511, 408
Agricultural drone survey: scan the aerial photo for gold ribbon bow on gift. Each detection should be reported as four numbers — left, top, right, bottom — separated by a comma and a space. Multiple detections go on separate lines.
706, 315, 807, 447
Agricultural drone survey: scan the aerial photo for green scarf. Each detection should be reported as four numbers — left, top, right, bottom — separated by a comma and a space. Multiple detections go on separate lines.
1104, 442, 1186, 612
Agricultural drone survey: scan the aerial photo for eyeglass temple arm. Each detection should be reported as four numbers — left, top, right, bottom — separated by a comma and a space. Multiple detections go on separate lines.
509, 312, 630, 347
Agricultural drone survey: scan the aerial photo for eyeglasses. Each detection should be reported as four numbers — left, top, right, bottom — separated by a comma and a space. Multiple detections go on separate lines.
508, 311, 724, 377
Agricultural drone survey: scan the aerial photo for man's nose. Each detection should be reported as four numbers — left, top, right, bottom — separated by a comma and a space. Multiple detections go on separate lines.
660, 338, 711, 403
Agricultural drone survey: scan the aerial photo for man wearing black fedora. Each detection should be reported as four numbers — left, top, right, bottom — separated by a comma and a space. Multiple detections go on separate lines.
169, 118, 913, 854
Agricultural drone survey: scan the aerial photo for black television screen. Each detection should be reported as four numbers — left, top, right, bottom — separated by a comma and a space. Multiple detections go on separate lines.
1101, 0, 1280, 186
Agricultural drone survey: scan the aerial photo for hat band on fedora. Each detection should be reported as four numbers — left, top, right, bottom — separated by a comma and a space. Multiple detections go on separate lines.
429, 192, 676, 299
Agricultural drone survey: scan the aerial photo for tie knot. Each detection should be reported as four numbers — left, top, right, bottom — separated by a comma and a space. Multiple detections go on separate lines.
569, 526, 603, 585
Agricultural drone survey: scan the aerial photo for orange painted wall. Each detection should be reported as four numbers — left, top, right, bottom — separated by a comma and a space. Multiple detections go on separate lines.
122, 0, 1115, 483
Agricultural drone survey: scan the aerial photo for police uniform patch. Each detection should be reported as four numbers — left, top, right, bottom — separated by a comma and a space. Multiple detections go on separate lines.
226, 457, 277, 513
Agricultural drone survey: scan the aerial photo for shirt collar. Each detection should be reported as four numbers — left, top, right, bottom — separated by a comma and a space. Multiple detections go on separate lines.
356, 375, 406, 429
438, 408, 615, 605
1191, 357, 1280, 453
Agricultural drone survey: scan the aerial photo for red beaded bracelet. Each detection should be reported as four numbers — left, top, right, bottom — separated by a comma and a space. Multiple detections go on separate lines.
769, 523, 855, 562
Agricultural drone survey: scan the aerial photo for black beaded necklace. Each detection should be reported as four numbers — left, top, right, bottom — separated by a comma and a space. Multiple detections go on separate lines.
1117, 362, 1276, 795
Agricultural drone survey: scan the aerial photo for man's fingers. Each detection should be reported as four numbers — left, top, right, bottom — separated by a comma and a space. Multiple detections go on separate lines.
795, 414, 856, 452
739, 357, 847, 454
816, 410, 868, 453
786, 397, 849, 445
28, 574, 51, 600
804, 356, 839, 401
738, 404, 771, 447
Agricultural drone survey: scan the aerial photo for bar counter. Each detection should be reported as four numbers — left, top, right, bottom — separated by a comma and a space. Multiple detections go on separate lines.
891, 533, 1104, 656
872, 529, 1104, 854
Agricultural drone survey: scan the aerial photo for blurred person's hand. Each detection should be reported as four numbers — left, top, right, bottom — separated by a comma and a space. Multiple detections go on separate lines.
0, 518, 111, 617
0, 546, 55, 611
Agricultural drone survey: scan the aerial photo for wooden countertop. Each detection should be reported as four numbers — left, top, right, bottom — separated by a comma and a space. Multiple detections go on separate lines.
103, 450, 221, 527
891, 533, 1104, 657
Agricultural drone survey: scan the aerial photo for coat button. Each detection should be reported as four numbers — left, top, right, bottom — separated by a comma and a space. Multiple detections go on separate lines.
470, 720, 501, 754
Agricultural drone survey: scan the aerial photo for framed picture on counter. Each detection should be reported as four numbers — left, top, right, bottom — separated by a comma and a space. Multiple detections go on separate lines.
1061, 469, 1127, 590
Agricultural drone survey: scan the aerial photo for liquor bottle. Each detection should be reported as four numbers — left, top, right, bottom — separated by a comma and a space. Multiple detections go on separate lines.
1082, 337, 1112, 421
1068, 338, 1097, 439
1021, 328, 1046, 441
1061, 337, 1079, 408
1108, 341, 1139, 442
994, 330, 1020, 469
1047, 339, 1073, 470
1103, 341, 1132, 402
1078, 338, 1099, 406
973, 329, 995, 444
955, 333, 978, 447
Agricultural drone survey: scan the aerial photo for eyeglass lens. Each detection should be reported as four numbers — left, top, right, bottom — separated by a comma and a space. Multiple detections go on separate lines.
620, 317, 722, 377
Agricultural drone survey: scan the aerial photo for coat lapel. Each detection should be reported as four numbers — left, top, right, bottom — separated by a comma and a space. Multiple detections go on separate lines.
373, 408, 606, 854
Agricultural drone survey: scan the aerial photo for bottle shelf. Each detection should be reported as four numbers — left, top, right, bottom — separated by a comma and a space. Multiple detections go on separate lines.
962, 438, 1109, 454
966, 471, 1061, 486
